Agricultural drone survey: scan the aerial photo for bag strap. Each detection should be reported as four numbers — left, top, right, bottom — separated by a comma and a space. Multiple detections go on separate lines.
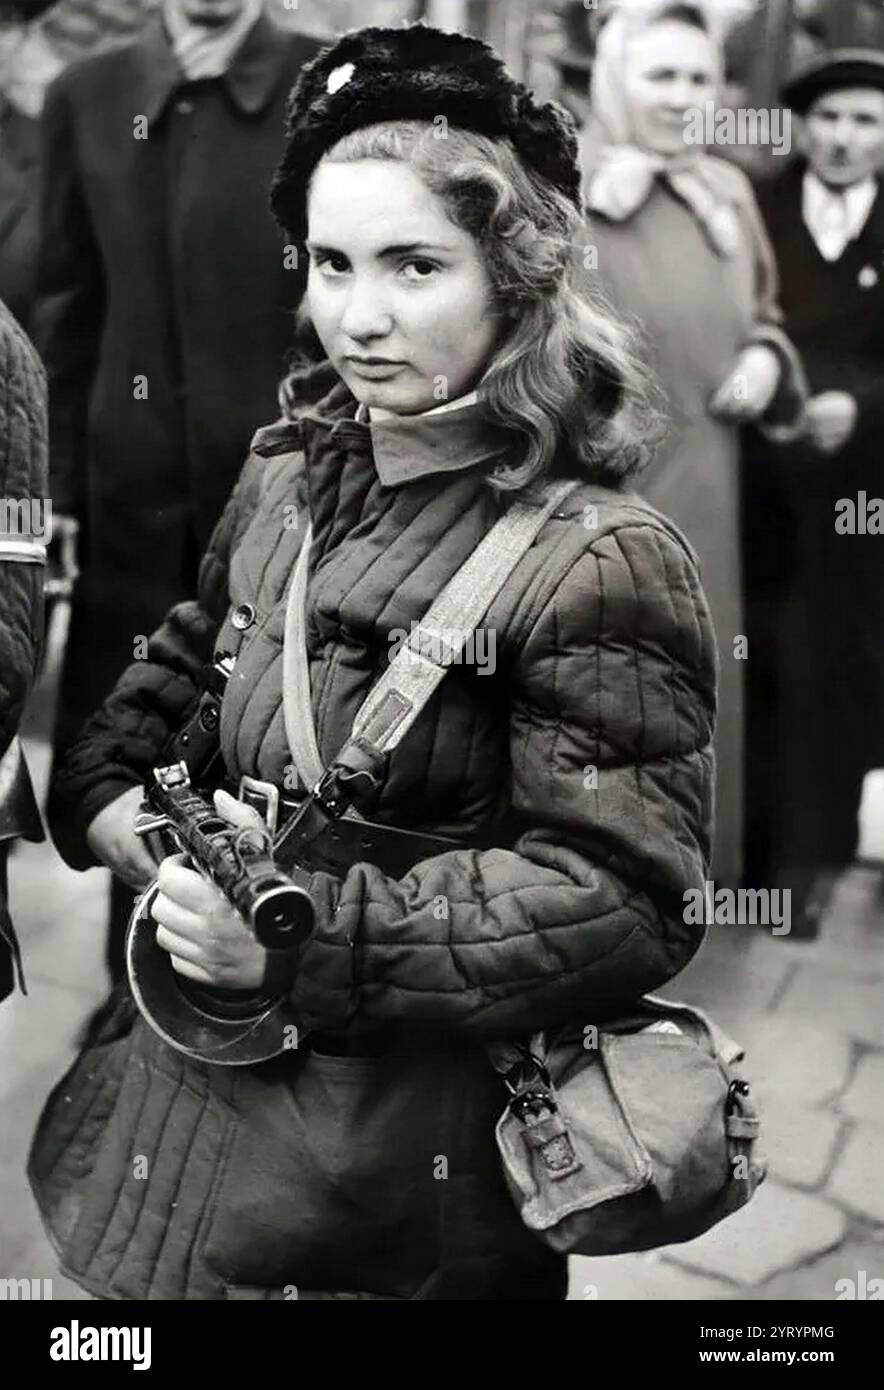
281, 479, 578, 795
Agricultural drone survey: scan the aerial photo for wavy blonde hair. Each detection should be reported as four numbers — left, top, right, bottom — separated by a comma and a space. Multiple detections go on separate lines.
282, 119, 662, 491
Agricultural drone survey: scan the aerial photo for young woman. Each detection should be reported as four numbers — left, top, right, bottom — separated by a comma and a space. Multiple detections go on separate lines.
30, 24, 717, 1302
580, 2, 806, 886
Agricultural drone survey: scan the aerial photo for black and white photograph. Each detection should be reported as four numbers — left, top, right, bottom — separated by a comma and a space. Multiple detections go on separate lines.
0, 0, 881, 1346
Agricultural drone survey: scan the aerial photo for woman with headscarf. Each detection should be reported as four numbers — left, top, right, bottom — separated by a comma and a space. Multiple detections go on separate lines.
28, 24, 716, 1301
580, 1, 806, 885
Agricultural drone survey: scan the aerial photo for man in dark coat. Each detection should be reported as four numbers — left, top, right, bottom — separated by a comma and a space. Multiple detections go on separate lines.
744, 50, 884, 932
0, 0, 64, 329
0, 303, 48, 1003
34, 0, 319, 973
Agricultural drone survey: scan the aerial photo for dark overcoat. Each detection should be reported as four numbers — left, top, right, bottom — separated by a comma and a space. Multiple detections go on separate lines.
0, 304, 47, 1003
0, 105, 41, 332
33, 15, 319, 767
744, 162, 884, 883
31, 380, 717, 1300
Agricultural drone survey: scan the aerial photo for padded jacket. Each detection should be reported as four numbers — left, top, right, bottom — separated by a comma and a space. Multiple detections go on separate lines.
31, 379, 717, 1301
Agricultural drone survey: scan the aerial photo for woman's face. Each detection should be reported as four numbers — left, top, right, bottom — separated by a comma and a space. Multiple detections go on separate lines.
622, 20, 719, 156
306, 159, 504, 415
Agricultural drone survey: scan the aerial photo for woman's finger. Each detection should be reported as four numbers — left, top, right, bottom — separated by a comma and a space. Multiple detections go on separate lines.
214, 788, 267, 832
151, 893, 209, 943
156, 856, 221, 913
154, 922, 206, 964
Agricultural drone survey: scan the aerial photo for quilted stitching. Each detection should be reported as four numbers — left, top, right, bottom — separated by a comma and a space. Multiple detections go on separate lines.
50, 390, 717, 1041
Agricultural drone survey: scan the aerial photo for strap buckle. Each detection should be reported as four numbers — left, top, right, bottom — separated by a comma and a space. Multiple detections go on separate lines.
239, 775, 281, 836
313, 739, 385, 818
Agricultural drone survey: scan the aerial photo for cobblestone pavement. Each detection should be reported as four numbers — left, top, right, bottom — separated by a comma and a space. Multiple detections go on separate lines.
1, 651, 882, 1301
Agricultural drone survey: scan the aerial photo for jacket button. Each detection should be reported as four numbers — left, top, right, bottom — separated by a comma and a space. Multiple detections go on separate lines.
175, 98, 194, 116
231, 603, 256, 631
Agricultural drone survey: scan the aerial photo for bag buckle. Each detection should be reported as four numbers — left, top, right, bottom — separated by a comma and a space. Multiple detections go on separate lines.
725, 1078, 761, 1143
504, 1053, 558, 1121
503, 1052, 551, 1096
510, 1089, 558, 1122
726, 1078, 752, 1115
504, 1054, 583, 1179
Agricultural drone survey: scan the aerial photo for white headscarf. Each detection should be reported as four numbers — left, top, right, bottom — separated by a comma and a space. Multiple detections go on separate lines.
163, 0, 264, 82
585, 2, 742, 258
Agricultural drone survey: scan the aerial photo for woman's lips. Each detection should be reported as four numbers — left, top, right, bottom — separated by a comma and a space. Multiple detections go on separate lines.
345, 358, 407, 380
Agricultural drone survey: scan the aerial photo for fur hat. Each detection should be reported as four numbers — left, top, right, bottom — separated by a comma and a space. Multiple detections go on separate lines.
270, 23, 582, 246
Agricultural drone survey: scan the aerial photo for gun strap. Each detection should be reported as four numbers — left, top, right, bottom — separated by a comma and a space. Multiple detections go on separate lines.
282, 521, 325, 794
280, 478, 578, 811
346, 480, 578, 760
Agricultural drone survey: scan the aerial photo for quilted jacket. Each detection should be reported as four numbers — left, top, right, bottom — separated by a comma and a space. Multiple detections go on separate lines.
31, 377, 717, 1301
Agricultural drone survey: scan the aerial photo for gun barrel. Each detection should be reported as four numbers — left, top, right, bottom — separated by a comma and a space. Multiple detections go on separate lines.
249, 881, 315, 948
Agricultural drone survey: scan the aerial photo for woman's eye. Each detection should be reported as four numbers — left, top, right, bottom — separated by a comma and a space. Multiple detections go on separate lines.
313, 252, 350, 276
400, 259, 440, 281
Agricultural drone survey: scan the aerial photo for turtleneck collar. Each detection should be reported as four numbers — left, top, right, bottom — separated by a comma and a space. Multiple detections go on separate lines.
299, 381, 510, 489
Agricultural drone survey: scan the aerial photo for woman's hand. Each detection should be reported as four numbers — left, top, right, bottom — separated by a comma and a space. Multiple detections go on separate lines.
85, 785, 159, 891
709, 344, 782, 423
804, 391, 858, 456
150, 790, 270, 991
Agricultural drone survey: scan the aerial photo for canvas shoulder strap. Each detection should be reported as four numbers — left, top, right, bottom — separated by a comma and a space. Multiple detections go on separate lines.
282, 479, 578, 791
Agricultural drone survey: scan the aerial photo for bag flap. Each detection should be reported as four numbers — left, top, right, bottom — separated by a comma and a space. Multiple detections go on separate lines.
495, 1049, 653, 1233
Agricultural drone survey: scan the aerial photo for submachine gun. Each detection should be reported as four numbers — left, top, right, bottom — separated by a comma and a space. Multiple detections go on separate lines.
125, 650, 455, 1066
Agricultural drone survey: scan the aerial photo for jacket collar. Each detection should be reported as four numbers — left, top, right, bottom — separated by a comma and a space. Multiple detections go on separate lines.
137, 13, 290, 126
298, 381, 511, 489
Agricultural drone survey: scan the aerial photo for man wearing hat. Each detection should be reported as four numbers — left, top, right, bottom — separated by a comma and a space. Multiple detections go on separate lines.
744, 50, 884, 935
0, 0, 64, 329
34, 1, 319, 980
